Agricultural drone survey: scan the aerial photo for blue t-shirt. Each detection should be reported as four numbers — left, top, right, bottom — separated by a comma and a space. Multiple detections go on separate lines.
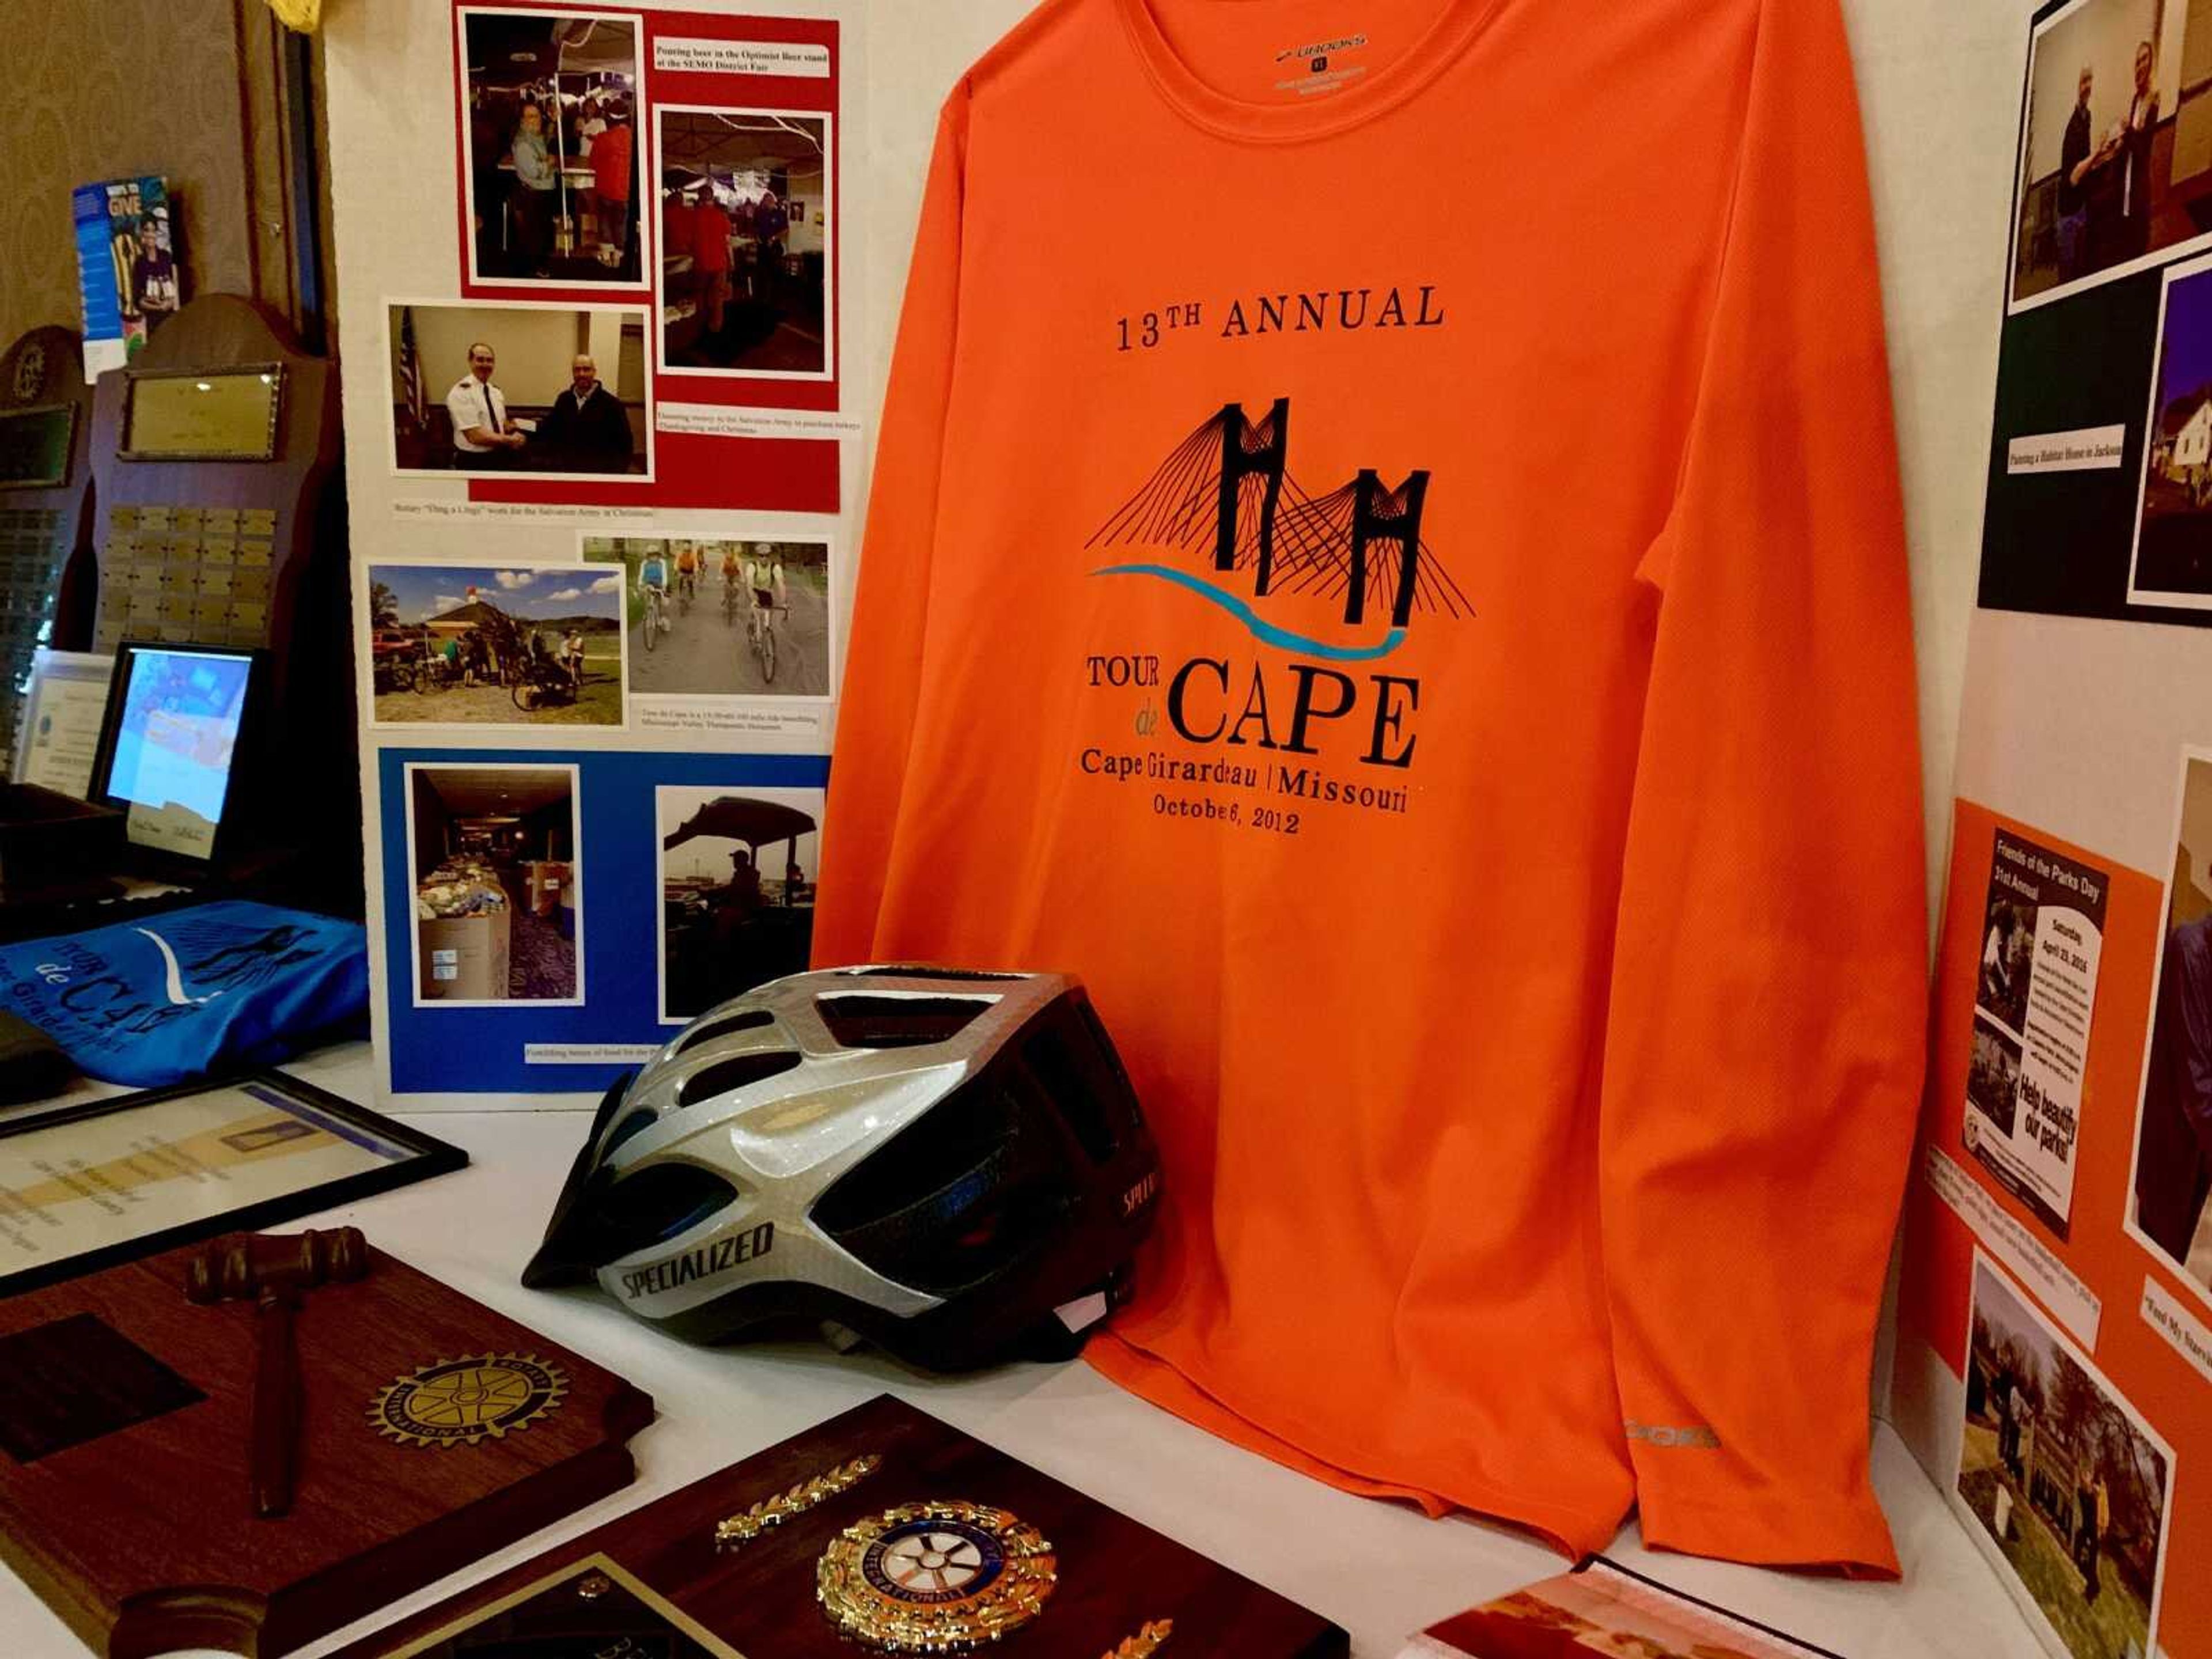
641, 558, 666, 588
0, 901, 368, 1087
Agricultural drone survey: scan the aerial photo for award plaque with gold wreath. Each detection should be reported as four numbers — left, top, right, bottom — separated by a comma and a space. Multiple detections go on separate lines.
327, 1393, 1349, 1658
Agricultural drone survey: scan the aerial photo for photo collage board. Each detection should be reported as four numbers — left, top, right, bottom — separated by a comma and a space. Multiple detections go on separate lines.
1894, 6, 2212, 1656
330, 0, 858, 1103
1982, 0, 2212, 624
1900, 800, 2201, 1659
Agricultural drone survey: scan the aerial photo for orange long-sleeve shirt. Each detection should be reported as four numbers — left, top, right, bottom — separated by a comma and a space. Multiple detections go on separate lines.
817, 0, 1926, 1574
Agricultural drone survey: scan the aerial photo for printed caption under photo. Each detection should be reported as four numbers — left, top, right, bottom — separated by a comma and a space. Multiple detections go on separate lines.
525, 1044, 662, 1066
656, 403, 862, 442
635, 701, 823, 741
1925, 1146, 2103, 1347
653, 38, 830, 78
2005, 424, 2127, 475
2141, 1276, 2212, 1388
392, 501, 650, 525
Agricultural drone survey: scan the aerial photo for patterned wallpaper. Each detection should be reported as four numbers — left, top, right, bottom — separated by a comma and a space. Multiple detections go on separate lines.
0, 0, 258, 352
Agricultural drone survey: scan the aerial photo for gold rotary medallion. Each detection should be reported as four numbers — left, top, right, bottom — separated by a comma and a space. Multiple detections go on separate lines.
370, 1353, 568, 1448
817, 1499, 1055, 1651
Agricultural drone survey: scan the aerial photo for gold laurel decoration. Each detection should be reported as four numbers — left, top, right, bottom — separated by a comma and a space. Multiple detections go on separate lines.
817, 1498, 1056, 1652
714, 1453, 883, 1550
1102, 1619, 1173, 1657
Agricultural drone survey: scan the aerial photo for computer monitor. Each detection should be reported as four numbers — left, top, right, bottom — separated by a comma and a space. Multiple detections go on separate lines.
87, 641, 265, 867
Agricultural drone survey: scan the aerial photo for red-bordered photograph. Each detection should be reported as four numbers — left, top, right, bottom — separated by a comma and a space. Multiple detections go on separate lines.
457, 7, 646, 291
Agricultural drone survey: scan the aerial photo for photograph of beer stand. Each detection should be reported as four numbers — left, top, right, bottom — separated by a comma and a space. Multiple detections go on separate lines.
7, 3, 2212, 1659
657, 110, 830, 378
458, 9, 641, 287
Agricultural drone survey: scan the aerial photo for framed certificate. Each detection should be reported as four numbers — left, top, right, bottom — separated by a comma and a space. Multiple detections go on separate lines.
12, 649, 116, 796
0, 1069, 465, 1296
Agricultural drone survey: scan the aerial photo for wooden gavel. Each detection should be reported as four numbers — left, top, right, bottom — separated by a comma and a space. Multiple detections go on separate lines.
184, 1227, 369, 1519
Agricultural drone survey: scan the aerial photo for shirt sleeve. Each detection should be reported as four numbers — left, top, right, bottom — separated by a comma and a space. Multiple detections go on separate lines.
1599, 0, 1926, 1575
812, 85, 972, 966
445, 384, 480, 441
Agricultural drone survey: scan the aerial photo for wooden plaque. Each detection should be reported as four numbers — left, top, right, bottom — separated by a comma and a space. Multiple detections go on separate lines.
0, 1239, 653, 1658
87, 296, 337, 663
0, 326, 97, 765
329, 1393, 1349, 1658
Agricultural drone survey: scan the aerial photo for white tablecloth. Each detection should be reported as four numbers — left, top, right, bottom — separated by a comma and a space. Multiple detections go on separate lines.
0, 1044, 2037, 1657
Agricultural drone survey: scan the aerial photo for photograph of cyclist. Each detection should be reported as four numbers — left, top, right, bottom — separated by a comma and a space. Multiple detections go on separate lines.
717, 541, 746, 625
673, 540, 702, 612
633, 544, 673, 653
745, 543, 788, 669
584, 534, 830, 696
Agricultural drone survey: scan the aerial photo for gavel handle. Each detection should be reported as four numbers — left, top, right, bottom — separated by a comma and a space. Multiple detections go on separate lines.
252, 1285, 301, 1518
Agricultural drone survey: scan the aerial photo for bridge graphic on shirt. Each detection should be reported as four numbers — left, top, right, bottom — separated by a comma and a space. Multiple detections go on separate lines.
1087, 399, 1472, 660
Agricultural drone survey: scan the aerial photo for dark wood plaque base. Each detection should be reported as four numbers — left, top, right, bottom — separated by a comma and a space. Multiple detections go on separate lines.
0, 1240, 653, 1657
328, 1393, 1349, 1658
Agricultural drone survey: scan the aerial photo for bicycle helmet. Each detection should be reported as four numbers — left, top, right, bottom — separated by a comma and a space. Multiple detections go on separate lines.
522, 967, 1163, 1372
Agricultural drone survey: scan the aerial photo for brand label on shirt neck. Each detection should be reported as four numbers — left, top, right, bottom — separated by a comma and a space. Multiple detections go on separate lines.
1270, 30, 1372, 99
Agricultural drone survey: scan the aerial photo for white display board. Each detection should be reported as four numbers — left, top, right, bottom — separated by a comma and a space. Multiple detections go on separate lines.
324, 0, 864, 1105
1890, 3, 2212, 1656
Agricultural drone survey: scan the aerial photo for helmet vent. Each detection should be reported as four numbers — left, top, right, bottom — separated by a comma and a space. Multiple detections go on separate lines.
834, 966, 1028, 982
817, 994, 995, 1049
814, 1089, 1013, 1236
677, 1050, 803, 1107
675, 1007, 776, 1055
588, 1162, 739, 1258
1017, 1001, 1129, 1163
604, 1108, 658, 1154
811, 1088, 1070, 1294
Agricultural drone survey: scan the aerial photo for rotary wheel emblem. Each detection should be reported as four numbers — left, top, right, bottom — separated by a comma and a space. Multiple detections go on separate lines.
370, 1353, 568, 1448
818, 1499, 1055, 1650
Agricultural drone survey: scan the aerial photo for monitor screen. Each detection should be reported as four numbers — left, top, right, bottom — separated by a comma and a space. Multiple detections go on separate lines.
120, 366, 283, 461
0, 404, 74, 490
96, 645, 256, 861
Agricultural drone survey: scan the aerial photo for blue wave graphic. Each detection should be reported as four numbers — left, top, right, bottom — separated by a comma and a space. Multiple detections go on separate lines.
1090, 563, 1406, 661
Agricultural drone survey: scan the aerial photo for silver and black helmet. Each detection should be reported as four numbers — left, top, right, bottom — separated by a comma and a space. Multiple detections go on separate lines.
522, 967, 1162, 1371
